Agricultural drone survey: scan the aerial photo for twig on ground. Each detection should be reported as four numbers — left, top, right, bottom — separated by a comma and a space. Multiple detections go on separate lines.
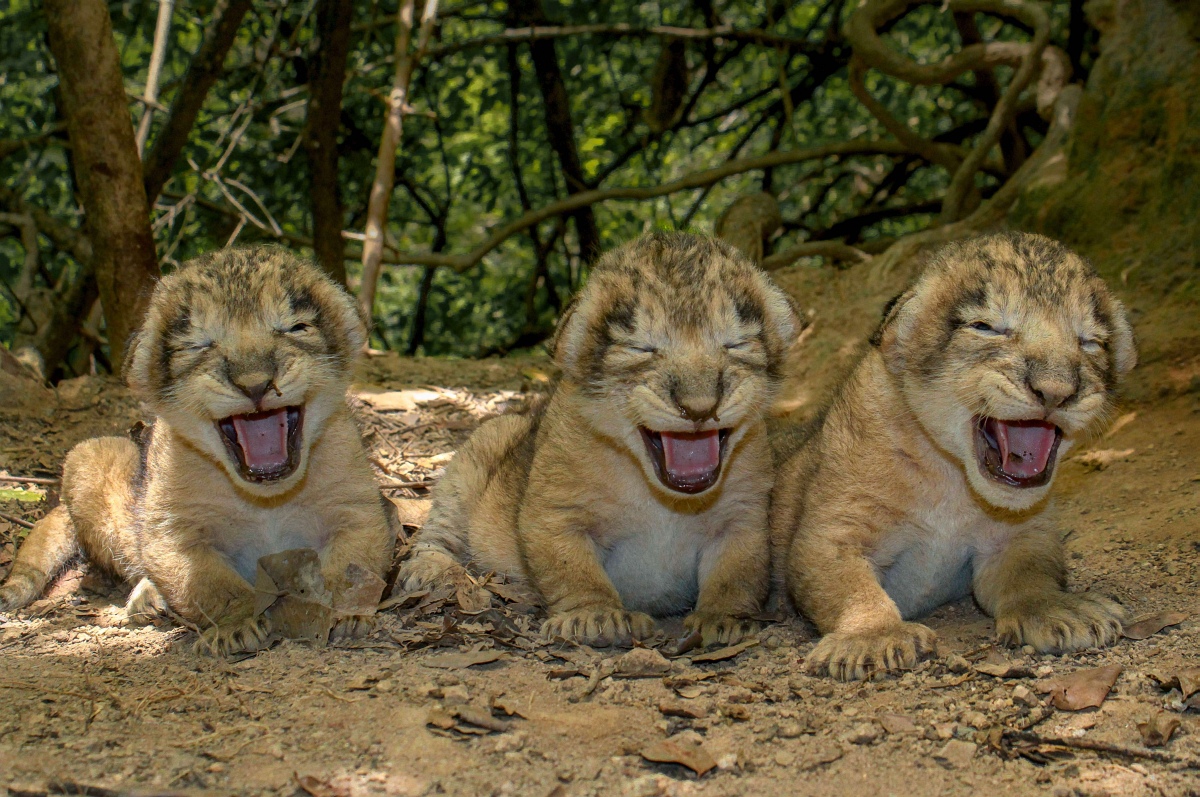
1006, 730, 1198, 766
0, 475, 60, 486
0, 511, 35, 529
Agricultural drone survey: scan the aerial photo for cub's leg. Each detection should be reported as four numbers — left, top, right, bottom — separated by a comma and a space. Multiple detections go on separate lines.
137, 533, 272, 656
321, 499, 395, 642
0, 505, 75, 611
686, 511, 770, 646
973, 521, 1124, 652
790, 527, 936, 681
522, 509, 654, 647
397, 415, 532, 612
124, 577, 168, 624
0, 437, 140, 612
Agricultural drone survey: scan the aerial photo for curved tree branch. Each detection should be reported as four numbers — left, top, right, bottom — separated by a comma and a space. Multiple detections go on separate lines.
843, 0, 1051, 223
377, 140, 912, 272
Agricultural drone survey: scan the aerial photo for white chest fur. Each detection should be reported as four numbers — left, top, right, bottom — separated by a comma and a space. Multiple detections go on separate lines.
871, 478, 988, 620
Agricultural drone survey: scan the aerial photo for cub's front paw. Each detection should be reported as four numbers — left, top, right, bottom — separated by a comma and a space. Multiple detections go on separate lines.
541, 607, 655, 647
330, 614, 376, 642
0, 566, 43, 612
397, 550, 491, 612
684, 613, 761, 648
996, 591, 1125, 653
195, 614, 272, 657
124, 578, 168, 625
806, 622, 937, 681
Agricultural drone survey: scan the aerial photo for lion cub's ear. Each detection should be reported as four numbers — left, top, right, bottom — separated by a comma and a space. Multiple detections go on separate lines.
123, 313, 161, 402
761, 282, 804, 355
547, 293, 585, 373
1106, 296, 1138, 378
870, 287, 919, 375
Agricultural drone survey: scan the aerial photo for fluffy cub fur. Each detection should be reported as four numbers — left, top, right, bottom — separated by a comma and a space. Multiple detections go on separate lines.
0, 247, 393, 654
772, 232, 1136, 680
398, 232, 800, 646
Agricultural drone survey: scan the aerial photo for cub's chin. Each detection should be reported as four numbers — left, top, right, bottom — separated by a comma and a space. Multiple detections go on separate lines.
214, 406, 307, 490
638, 427, 731, 495
967, 416, 1062, 510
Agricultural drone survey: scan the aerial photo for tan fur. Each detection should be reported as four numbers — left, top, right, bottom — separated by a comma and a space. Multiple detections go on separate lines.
399, 232, 801, 646
0, 247, 393, 655
772, 232, 1136, 680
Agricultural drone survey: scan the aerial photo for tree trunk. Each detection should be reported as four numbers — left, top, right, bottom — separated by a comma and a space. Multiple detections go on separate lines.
510, 0, 601, 263
45, 0, 160, 370
142, 0, 253, 204
304, 0, 353, 284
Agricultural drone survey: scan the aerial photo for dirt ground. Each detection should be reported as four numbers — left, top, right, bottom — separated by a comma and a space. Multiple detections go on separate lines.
1, 316, 1199, 797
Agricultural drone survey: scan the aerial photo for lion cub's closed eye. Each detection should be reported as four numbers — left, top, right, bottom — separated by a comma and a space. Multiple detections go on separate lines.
0, 247, 394, 655
398, 231, 801, 647
771, 232, 1136, 681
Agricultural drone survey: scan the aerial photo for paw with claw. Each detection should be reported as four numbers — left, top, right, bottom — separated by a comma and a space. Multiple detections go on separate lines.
806, 621, 938, 681
541, 606, 655, 647
684, 613, 761, 648
194, 612, 272, 657
996, 590, 1125, 653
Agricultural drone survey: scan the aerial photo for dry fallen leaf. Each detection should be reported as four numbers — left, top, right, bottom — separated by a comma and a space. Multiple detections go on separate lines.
422, 649, 504, 669
353, 387, 442, 412
690, 639, 758, 663
1122, 611, 1189, 640
295, 774, 350, 797
255, 548, 335, 645
1076, 448, 1134, 471
640, 738, 717, 776
1045, 665, 1122, 710
1137, 713, 1180, 747
1104, 411, 1137, 439
614, 648, 671, 677
974, 653, 1034, 679
1150, 667, 1200, 699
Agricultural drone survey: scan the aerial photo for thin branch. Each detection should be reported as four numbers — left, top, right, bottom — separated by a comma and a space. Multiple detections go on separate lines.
378, 140, 912, 272
142, 0, 253, 203
421, 23, 822, 60
762, 240, 870, 271
358, 0, 440, 320
135, 0, 175, 156
843, 0, 1051, 222
868, 84, 1081, 276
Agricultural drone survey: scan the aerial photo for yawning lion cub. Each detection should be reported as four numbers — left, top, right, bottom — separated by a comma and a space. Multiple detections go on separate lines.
399, 232, 800, 646
0, 248, 393, 654
772, 232, 1136, 680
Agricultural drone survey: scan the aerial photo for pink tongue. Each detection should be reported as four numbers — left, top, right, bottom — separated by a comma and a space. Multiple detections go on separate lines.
231, 409, 289, 471
660, 430, 721, 481
993, 420, 1057, 478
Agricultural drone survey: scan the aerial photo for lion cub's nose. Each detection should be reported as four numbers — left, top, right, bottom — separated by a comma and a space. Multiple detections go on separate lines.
1027, 372, 1078, 411
233, 373, 278, 406
674, 394, 720, 423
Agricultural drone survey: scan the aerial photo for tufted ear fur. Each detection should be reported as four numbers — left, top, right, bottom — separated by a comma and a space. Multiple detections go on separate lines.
870, 287, 919, 375
123, 314, 159, 402
760, 279, 804, 356
325, 280, 369, 355
1106, 297, 1138, 378
547, 292, 585, 373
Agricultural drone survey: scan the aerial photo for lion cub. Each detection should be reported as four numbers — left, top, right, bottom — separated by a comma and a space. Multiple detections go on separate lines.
398, 232, 800, 646
0, 247, 393, 654
772, 233, 1136, 680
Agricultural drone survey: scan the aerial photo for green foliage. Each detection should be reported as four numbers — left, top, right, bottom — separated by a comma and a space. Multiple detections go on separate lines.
0, 0, 1087, 362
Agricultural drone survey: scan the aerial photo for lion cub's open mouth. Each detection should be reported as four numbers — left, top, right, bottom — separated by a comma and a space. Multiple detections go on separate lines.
217, 406, 303, 482
639, 428, 731, 494
973, 417, 1062, 488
